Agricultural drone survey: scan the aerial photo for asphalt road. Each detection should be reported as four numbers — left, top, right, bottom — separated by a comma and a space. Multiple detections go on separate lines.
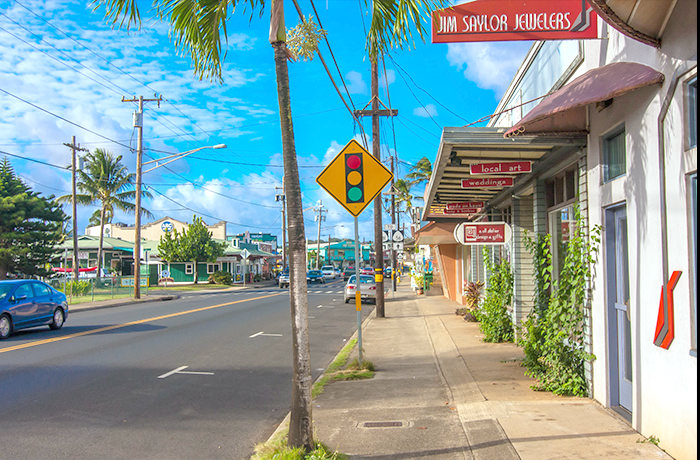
0, 278, 373, 460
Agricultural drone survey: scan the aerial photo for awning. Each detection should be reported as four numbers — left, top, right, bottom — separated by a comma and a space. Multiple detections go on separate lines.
421, 127, 586, 221
505, 62, 664, 137
589, 0, 676, 48
414, 221, 458, 245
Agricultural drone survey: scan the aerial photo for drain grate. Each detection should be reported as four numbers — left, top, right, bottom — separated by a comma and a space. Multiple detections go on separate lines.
362, 421, 403, 428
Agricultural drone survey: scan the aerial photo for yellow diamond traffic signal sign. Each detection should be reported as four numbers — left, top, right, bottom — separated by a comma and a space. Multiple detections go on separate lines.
316, 139, 393, 217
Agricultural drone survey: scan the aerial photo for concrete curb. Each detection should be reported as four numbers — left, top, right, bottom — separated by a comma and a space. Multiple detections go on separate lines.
69, 294, 180, 313
260, 306, 378, 448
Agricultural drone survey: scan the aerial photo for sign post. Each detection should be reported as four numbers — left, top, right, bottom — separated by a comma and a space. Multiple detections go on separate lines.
316, 139, 393, 363
241, 248, 250, 286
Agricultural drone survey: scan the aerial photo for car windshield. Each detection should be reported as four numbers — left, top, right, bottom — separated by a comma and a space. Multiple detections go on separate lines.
322, 266, 333, 271
0, 283, 13, 300
308, 270, 322, 276
347, 275, 374, 284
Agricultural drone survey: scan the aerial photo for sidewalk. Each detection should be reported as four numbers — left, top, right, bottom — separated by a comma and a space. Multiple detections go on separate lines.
68, 280, 278, 313
312, 284, 672, 460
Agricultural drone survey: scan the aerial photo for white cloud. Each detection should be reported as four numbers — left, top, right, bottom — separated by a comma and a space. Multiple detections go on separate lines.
379, 69, 395, 89
345, 70, 367, 95
446, 42, 531, 95
413, 104, 438, 118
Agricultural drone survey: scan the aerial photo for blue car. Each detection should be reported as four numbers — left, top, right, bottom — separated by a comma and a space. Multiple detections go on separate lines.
0, 280, 69, 340
306, 270, 326, 284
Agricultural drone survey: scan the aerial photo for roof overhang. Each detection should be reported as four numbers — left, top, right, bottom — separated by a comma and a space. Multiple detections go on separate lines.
422, 127, 586, 221
414, 221, 460, 246
589, 0, 677, 48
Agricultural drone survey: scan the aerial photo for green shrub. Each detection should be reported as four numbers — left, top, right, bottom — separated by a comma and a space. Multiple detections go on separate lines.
207, 270, 233, 285
253, 273, 262, 282
476, 251, 513, 343
60, 280, 92, 296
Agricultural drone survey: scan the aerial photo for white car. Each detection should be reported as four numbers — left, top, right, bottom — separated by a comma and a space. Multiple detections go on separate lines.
344, 274, 376, 304
321, 265, 336, 280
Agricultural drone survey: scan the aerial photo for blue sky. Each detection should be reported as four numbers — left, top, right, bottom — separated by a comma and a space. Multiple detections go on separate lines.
0, 0, 532, 241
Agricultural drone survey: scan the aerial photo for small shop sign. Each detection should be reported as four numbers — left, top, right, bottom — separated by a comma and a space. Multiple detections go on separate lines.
432, 0, 598, 43
446, 201, 484, 210
453, 222, 513, 245
461, 177, 514, 188
470, 161, 531, 174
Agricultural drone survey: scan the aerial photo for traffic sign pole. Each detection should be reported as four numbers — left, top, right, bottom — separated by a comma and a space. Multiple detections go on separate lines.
354, 216, 363, 364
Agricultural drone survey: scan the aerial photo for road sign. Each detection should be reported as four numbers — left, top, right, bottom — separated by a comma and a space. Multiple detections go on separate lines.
316, 139, 393, 217
383, 242, 404, 251
160, 270, 170, 278
384, 223, 396, 230
382, 230, 390, 242
241, 248, 250, 260
392, 230, 404, 242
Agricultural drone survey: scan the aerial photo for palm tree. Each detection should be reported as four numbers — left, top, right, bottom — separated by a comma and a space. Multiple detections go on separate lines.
393, 178, 422, 219
405, 156, 432, 188
92, 0, 445, 451
59, 149, 151, 277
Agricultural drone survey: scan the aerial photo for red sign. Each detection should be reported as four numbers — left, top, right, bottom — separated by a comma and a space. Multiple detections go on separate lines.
454, 222, 513, 245
446, 201, 484, 210
470, 161, 531, 175
444, 207, 480, 215
432, 0, 598, 43
462, 177, 514, 188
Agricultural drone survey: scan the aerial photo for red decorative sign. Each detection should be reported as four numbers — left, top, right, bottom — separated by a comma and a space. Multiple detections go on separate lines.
654, 271, 682, 349
453, 222, 513, 245
470, 161, 531, 175
461, 177, 514, 188
446, 201, 484, 210
432, 0, 598, 43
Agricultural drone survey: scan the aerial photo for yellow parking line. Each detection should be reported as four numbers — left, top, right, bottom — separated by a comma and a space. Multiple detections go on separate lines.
0, 293, 282, 354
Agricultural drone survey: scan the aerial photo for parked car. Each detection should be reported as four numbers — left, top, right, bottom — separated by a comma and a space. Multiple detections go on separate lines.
360, 267, 374, 276
344, 275, 377, 304
342, 266, 355, 281
278, 269, 290, 288
321, 265, 336, 280
0, 280, 68, 340
306, 270, 326, 284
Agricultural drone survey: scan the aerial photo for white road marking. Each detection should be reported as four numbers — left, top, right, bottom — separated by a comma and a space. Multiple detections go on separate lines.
250, 331, 283, 338
158, 366, 214, 379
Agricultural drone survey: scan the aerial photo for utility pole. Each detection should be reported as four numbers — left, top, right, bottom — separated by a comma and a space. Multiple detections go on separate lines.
315, 201, 327, 269
275, 183, 287, 270
354, 58, 397, 318
390, 155, 397, 292
122, 94, 161, 299
64, 137, 89, 281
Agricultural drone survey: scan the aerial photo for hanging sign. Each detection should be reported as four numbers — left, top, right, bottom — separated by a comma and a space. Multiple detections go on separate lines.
454, 222, 513, 245
444, 202, 484, 215
470, 161, 531, 175
462, 177, 514, 188
432, 0, 598, 43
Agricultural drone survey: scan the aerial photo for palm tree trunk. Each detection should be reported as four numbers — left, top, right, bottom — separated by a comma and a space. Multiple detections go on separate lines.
97, 206, 106, 278
270, 0, 313, 450
193, 259, 198, 284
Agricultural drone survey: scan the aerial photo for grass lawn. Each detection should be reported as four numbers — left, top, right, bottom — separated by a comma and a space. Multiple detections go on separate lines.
67, 293, 132, 305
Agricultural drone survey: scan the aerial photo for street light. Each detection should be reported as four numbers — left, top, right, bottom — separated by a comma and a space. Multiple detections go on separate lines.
143, 144, 227, 173
132, 143, 227, 299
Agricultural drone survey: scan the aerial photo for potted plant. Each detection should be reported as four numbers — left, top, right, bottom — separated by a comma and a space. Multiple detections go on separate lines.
412, 274, 424, 294
462, 280, 484, 321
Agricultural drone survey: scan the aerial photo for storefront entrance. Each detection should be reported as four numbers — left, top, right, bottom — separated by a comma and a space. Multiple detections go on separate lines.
605, 205, 632, 413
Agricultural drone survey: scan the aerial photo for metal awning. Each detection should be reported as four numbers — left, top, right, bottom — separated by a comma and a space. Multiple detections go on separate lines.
504, 62, 664, 137
589, 0, 677, 47
422, 127, 586, 221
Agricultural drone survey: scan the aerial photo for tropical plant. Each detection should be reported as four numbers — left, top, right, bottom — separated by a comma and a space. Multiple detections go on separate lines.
157, 216, 226, 284
462, 280, 484, 311
476, 250, 514, 342
93, 0, 447, 451
405, 156, 432, 188
393, 178, 423, 220
58, 149, 151, 278
520, 206, 601, 397
0, 158, 66, 279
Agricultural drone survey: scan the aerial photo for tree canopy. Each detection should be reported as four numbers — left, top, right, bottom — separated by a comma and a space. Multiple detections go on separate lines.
158, 216, 226, 283
0, 158, 66, 279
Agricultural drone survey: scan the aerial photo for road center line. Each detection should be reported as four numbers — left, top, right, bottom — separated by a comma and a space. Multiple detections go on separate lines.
0, 292, 282, 354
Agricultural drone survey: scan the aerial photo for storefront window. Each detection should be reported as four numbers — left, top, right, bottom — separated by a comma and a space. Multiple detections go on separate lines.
549, 205, 575, 280
688, 76, 697, 149
603, 128, 626, 182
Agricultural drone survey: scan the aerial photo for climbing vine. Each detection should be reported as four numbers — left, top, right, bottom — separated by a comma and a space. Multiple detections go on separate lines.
520, 206, 601, 396
476, 249, 514, 343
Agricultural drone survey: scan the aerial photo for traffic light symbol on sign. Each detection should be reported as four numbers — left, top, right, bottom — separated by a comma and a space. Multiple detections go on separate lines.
345, 153, 364, 203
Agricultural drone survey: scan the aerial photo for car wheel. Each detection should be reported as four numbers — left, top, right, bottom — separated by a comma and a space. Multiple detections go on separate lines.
0, 314, 12, 340
344, 298, 349, 303
49, 308, 65, 330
